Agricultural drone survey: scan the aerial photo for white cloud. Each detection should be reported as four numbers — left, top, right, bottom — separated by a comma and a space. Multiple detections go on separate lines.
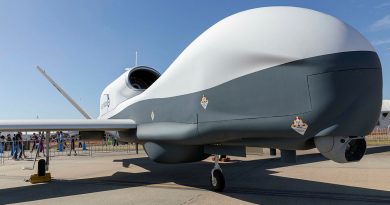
370, 15, 390, 31
372, 38, 390, 46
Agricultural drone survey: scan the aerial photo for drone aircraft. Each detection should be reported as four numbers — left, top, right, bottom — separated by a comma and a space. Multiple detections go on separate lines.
0, 7, 382, 192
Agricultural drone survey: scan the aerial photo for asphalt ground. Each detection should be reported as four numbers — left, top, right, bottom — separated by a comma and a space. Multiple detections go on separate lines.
1, 146, 390, 205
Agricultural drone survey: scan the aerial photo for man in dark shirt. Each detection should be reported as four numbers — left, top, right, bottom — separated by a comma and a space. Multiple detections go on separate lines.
30, 133, 38, 153
68, 136, 77, 156
17, 132, 27, 159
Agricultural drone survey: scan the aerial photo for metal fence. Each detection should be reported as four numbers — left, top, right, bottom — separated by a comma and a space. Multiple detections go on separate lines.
0, 139, 138, 165
2, 127, 388, 165
365, 127, 390, 145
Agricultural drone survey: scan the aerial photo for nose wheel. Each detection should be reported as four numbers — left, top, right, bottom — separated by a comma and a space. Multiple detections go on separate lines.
210, 155, 225, 192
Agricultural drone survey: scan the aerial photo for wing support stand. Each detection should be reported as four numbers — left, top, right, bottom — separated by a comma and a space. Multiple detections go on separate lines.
26, 130, 52, 184
45, 131, 50, 171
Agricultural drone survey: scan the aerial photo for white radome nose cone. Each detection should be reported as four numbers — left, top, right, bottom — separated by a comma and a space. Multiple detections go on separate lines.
145, 7, 375, 99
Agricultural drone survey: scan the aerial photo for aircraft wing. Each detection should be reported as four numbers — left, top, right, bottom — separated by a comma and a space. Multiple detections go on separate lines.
0, 119, 136, 131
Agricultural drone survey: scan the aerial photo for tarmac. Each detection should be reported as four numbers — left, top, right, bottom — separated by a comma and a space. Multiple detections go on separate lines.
1, 146, 390, 205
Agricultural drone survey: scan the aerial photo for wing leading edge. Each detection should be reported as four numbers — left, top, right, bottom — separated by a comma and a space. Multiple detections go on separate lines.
0, 119, 136, 131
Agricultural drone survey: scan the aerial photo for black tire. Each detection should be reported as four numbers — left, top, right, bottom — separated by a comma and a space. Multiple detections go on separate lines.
38, 159, 46, 176
210, 169, 225, 192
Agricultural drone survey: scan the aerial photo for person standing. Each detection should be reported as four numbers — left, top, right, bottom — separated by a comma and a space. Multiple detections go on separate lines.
5, 134, 11, 152
30, 133, 38, 153
12, 133, 21, 160
38, 133, 45, 157
18, 132, 27, 159
78, 136, 82, 148
68, 135, 77, 156
102, 134, 107, 146
11, 134, 16, 159
0, 135, 5, 154
60, 131, 68, 150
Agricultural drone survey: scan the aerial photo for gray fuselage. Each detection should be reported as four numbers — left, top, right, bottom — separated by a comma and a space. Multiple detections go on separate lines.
109, 51, 382, 162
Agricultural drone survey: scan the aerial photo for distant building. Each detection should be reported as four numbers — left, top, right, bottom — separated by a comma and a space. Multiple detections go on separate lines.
377, 100, 390, 129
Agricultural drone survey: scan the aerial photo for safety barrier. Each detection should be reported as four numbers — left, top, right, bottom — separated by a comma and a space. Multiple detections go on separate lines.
365, 127, 390, 145
0, 139, 138, 165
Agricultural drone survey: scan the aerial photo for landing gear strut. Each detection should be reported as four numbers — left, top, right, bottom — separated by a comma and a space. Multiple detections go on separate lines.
210, 154, 225, 192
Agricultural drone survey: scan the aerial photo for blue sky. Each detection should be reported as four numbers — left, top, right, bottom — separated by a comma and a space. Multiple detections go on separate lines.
0, 0, 389, 119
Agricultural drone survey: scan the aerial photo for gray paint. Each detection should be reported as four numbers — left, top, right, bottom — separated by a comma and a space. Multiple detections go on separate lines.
112, 51, 381, 162
314, 136, 367, 163
137, 122, 197, 142
224, 137, 314, 150
143, 142, 208, 163
307, 69, 382, 137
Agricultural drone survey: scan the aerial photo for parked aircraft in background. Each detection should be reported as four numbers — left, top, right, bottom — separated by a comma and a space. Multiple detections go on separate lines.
0, 7, 382, 191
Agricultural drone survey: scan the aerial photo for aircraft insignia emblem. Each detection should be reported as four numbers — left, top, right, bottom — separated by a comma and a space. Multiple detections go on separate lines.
101, 94, 110, 109
200, 95, 209, 110
291, 116, 308, 135
151, 111, 155, 121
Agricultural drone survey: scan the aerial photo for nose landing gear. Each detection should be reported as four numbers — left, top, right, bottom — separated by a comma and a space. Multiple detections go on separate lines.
210, 155, 225, 192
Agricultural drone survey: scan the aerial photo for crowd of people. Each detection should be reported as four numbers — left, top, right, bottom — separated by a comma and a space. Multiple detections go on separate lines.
0, 131, 123, 161
55, 131, 78, 156
0, 131, 82, 160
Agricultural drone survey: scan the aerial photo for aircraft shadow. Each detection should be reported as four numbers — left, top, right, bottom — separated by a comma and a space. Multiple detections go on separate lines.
1, 146, 390, 205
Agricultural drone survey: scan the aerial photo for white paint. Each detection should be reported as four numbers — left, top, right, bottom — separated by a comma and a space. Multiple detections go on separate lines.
0, 7, 379, 132
101, 6, 376, 119
376, 100, 390, 128
0, 119, 136, 131
151, 111, 155, 121
99, 68, 144, 116
382, 100, 390, 112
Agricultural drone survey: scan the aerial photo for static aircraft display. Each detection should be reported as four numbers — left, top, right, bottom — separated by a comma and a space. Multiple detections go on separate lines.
0, 7, 382, 192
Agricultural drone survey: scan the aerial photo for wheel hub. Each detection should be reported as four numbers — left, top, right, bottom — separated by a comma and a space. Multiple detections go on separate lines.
211, 175, 217, 187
